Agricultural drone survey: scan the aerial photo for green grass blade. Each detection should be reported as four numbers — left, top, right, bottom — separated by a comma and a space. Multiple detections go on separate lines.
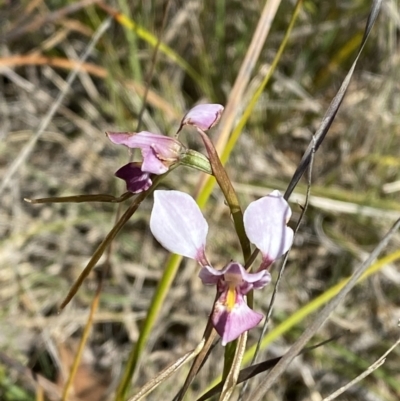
115, 253, 183, 401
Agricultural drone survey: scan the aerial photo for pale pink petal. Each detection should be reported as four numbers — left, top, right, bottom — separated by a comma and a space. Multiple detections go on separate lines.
198, 265, 224, 285
244, 190, 294, 265
181, 104, 224, 131
106, 131, 179, 150
150, 191, 208, 264
115, 163, 152, 193
212, 292, 263, 346
106, 131, 135, 146
141, 147, 169, 174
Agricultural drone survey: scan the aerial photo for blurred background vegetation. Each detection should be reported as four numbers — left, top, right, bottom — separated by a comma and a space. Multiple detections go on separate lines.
0, 0, 400, 400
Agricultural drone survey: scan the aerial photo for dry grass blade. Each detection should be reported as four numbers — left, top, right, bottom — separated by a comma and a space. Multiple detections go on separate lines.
218, 332, 247, 401
25, 192, 133, 204
0, 56, 106, 75
61, 286, 102, 401
173, 320, 218, 401
197, 336, 341, 401
322, 335, 400, 401
128, 338, 206, 401
246, 216, 400, 401
284, 0, 383, 201
0, 17, 111, 195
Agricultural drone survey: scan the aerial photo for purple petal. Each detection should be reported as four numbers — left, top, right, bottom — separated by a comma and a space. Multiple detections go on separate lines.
199, 262, 271, 294
244, 190, 294, 265
212, 291, 263, 346
181, 104, 224, 131
115, 163, 152, 193
150, 191, 209, 264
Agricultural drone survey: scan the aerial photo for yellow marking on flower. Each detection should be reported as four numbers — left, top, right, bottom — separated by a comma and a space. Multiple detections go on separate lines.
225, 284, 237, 312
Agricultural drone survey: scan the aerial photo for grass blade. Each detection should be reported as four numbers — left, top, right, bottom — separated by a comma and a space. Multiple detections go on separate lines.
172, 320, 218, 401
218, 333, 247, 401
25, 192, 133, 204
128, 338, 206, 401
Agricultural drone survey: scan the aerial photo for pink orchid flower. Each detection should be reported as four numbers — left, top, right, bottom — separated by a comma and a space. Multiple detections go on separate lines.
106, 104, 224, 193
150, 190, 293, 345
106, 131, 183, 193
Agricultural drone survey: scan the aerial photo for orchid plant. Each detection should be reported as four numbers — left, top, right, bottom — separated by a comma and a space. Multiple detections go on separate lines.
27, 102, 295, 399
104, 104, 293, 345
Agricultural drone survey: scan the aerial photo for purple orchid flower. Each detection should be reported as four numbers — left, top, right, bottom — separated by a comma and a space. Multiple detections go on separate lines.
150, 190, 293, 345
106, 131, 183, 193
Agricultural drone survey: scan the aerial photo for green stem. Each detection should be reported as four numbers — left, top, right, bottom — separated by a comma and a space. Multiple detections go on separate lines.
115, 254, 182, 401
